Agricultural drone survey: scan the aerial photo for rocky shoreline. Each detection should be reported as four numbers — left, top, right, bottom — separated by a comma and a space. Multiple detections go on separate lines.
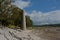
0, 27, 60, 40
0, 27, 41, 40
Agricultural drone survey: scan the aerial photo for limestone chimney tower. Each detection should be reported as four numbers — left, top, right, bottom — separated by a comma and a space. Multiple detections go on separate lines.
22, 10, 26, 30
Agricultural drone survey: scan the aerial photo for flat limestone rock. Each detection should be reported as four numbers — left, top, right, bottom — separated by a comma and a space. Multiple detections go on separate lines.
0, 27, 42, 40
0, 34, 7, 40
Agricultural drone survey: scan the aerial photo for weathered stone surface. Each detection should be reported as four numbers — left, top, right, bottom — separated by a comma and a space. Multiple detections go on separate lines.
1, 27, 60, 40
0, 27, 41, 40
22, 11, 26, 30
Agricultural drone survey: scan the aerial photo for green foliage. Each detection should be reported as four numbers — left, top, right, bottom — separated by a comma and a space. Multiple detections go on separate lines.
26, 16, 33, 27
8, 25, 20, 29
8, 24, 16, 29
0, 0, 33, 29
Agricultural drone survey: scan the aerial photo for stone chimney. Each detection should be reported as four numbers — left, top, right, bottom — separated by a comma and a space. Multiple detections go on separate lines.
22, 10, 26, 30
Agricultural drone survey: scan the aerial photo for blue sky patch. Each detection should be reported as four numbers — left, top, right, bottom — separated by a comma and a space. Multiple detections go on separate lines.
14, 0, 60, 25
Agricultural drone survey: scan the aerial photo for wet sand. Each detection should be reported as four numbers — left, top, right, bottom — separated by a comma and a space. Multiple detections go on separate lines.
32, 27, 60, 40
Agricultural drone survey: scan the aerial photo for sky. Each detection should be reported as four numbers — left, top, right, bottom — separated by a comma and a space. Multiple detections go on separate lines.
14, 0, 60, 25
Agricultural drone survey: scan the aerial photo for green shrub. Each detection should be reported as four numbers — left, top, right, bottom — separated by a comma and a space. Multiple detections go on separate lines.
8, 24, 16, 29
8, 24, 20, 29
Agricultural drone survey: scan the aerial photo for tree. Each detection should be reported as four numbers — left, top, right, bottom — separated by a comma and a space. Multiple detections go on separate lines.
26, 16, 33, 27
0, 0, 33, 29
0, 0, 12, 14
0, 0, 12, 25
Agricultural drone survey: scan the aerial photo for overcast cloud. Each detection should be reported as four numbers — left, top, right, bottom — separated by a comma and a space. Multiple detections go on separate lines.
27, 10, 60, 25
14, 0, 60, 25
13, 0, 30, 9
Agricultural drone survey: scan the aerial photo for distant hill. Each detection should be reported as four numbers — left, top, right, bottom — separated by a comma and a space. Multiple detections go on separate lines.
33, 24, 60, 27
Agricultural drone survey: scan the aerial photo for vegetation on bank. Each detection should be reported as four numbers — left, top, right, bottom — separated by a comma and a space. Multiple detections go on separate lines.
0, 0, 33, 29
33, 23, 60, 27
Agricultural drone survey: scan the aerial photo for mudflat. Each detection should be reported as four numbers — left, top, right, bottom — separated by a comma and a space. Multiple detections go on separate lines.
32, 27, 60, 40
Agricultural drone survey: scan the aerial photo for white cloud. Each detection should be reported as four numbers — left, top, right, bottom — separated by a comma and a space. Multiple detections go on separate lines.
13, 0, 30, 9
27, 10, 60, 25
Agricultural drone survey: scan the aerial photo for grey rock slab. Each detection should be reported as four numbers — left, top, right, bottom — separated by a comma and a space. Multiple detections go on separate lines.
0, 34, 7, 40
0, 27, 45, 40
